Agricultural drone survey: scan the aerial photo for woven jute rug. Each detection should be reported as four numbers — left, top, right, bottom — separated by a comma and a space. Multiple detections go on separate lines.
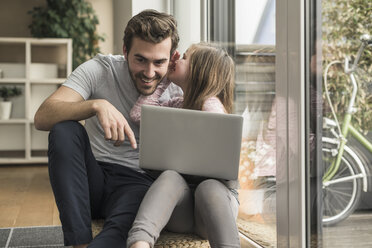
92, 218, 277, 247
92, 219, 211, 248
236, 218, 276, 247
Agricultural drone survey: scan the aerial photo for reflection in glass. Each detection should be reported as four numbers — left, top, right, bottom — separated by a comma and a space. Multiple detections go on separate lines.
234, 1, 276, 245
310, 0, 372, 246
236, 44, 276, 247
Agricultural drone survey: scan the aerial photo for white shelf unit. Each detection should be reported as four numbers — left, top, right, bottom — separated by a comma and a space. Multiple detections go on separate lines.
0, 38, 72, 164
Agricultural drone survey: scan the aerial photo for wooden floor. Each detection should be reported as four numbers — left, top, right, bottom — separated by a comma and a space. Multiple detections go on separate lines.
0, 164, 60, 227
2, 164, 372, 247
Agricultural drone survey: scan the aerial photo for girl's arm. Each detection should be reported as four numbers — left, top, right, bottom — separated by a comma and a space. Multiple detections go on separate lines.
130, 79, 174, 124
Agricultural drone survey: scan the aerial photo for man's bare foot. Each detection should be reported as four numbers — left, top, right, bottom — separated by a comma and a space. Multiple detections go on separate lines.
73, 244, 88, 248
130, 241, 150, 248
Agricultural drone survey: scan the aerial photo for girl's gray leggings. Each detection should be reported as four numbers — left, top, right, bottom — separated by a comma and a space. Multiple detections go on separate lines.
127, 170, 240, 248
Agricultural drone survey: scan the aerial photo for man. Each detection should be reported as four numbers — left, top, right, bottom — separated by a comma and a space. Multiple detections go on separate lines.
34, 9, 180, 248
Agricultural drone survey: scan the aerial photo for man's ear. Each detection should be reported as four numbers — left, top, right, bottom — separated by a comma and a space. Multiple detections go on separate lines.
171, 50, 180, 62
123, 45, 128, 59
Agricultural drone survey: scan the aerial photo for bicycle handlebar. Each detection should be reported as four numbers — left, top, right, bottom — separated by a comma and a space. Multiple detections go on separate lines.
323, 34, 371, 136
360, 34, 372, 45
345, 34, 371, 74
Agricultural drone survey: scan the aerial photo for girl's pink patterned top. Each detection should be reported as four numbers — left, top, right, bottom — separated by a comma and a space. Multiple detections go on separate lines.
130, 79, 226, 124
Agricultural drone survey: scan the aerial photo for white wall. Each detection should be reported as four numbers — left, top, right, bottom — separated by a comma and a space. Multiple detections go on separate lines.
172, 0, 201, 54
235, 0, 268, 44
113, 0, 132, 55
132, 0, 169, 16
87, 0, 114, 55
0, 0, 45, 38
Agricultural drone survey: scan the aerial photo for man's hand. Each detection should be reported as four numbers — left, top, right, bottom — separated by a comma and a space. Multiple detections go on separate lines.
93, 99, 137, 149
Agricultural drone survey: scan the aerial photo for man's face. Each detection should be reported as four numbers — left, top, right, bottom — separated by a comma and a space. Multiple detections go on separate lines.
124, 37, 172, 95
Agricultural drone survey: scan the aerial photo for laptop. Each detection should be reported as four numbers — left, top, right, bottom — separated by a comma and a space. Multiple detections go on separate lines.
139, 105, 243, 181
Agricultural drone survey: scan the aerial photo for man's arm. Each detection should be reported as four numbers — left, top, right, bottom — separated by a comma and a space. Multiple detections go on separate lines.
34, 86, 94, 131
34, 86, 137, 148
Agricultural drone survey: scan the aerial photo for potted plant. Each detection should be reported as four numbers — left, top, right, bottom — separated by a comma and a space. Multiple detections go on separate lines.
28, 0, 105, 70
0, 86, 22, 120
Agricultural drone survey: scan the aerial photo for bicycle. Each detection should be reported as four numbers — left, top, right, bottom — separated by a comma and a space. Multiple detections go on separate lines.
322, 34, 372, 226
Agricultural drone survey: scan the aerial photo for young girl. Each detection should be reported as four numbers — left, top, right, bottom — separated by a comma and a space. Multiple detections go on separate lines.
127, 43, 240, 248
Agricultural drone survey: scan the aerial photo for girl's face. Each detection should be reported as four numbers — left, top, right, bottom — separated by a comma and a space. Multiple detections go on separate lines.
167, 50, 190, 90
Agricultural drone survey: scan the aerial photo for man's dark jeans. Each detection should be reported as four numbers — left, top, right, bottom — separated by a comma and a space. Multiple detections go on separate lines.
48, 121, 153, 247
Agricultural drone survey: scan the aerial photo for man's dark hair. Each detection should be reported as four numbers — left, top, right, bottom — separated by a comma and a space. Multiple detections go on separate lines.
123, 9, 179, 55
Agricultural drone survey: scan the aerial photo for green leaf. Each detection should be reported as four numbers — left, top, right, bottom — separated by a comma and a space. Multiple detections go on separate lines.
0, 86, 22, 101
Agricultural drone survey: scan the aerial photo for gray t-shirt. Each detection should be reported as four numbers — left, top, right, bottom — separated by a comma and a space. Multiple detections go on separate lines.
63, 54, 141, 170
63, 54, 182, 170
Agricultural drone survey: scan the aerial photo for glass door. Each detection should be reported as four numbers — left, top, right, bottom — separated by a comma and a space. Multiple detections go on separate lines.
173, 0, 309, 246
206, 0, 304, 246
308, 0, 372, 247
233, 0, 277, 247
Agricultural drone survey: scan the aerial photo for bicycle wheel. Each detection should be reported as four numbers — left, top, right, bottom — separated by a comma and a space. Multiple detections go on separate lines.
322, 139, 363, 226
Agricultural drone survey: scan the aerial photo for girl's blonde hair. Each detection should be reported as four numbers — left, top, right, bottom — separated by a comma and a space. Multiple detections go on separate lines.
182, 43, 235, 114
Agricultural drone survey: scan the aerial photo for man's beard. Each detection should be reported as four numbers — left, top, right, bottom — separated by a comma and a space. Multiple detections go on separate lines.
129, 70, 164, 96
